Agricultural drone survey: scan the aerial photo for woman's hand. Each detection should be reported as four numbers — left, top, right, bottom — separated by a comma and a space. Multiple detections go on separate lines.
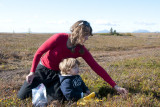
26, 72, 35, 84
114, 85, 128, 95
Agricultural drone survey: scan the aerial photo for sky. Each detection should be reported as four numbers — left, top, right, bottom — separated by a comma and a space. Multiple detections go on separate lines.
0, 0, 160, 33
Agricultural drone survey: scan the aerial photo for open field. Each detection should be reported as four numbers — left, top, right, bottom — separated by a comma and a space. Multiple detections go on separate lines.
0, 33, 160, 106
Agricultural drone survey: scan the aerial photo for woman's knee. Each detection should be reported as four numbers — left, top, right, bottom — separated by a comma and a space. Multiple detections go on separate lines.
17, 81, 32, 100
17, 89, 32, 100
17, 92, 26, 100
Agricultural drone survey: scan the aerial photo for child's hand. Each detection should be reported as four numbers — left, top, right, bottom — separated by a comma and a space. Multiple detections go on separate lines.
83, 93, 88, 97
86, 90, 90, 95
114, 85, 128, 95
83, 90, 91, 97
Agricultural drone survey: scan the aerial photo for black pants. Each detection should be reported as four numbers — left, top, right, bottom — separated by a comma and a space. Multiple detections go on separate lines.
17, 64, 65, 102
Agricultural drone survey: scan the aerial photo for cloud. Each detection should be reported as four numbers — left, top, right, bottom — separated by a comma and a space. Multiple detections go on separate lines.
0, 19, 13, 23
134, 21, 157, 26
46, 20, 70, 25
93, 19, 118, 26
105, 23, 117, 26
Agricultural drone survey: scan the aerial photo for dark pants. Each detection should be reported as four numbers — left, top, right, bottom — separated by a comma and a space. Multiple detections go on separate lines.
17, 64, 65, 102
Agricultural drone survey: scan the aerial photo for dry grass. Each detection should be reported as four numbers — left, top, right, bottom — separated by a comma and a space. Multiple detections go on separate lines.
85, 33, 160, 52
0, 33, 160, 107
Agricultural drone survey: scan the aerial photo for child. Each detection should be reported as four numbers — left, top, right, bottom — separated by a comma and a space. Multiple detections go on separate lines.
59, 58, 90, 101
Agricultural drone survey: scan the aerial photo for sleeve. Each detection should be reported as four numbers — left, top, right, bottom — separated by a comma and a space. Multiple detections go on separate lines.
60, 79, 82, 101
82, 47, 116, 88
30, 34, 59, 72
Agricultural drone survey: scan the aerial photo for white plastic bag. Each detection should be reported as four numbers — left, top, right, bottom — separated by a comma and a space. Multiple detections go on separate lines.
32, 83, 48, 107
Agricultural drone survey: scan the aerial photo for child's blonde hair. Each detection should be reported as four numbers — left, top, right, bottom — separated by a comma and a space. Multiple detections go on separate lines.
59, 58, 80, 75
70, 20, 93, 46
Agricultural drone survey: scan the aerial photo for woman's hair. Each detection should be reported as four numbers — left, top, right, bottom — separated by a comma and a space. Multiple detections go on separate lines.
70, 20, 93, 46
59, 58, 80, 75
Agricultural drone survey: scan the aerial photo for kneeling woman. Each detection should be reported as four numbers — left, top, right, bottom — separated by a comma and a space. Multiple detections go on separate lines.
17, 20, 128, 102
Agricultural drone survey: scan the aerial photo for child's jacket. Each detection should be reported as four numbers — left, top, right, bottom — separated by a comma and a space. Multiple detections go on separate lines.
59, 75, 89, 101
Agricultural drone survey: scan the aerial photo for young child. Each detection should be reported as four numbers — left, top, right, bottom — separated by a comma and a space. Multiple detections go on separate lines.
59, 58, 90, 101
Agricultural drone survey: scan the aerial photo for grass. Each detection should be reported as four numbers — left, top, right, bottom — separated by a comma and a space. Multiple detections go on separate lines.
79, 56, 160, 107
0, 33, 160, 106
85, 34, 160, 52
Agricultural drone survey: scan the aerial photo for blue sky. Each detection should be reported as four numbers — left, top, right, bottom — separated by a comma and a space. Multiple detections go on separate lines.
0, 0, 160, 33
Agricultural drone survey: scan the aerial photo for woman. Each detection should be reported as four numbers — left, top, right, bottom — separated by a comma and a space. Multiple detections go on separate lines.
17, 20, 127, 102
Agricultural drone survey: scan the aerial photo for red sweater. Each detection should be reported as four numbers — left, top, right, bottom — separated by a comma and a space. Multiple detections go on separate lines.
30, 33, 116, 87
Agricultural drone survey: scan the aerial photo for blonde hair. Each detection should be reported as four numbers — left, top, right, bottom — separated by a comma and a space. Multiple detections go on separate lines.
70, 20, 93, 46
59, 58, 80, 75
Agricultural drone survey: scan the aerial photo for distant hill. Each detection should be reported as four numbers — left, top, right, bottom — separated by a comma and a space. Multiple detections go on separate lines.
154, 31, 160, 33
133, 29, 150, 33
96, 29, 109, 33
96, 29, 160, 33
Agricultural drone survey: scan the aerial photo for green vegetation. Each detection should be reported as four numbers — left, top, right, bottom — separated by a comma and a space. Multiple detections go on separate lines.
0, 33, 160, 106
97, 32, 133, 36
79, 56, 160, 106
97, 27, 133, 36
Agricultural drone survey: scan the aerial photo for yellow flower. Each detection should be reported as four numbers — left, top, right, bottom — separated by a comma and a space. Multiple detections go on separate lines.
13, 90, 16, 93
77, 92, 102, 106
